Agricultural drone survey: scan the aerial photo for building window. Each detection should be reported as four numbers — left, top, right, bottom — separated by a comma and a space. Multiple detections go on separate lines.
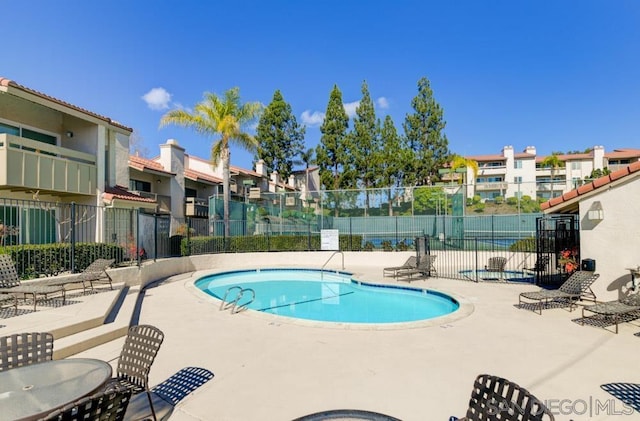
0, 119, 58, 146
185, 188, 197, 198
571, 162, 581, 170
514, 176, 522, 184
514, 160, 523, 169
130, 179, 151, 193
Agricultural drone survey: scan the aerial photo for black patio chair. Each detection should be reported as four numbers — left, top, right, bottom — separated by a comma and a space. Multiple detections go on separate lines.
38, 382, 132, 421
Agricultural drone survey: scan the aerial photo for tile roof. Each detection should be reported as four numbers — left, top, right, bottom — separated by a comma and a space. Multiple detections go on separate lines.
185, 168, 222, 184
540, 161, 640, 212
0, 77, 132, 132
605, 148, 640, 159
102, 186, 156, 204
129, 155, 174, 175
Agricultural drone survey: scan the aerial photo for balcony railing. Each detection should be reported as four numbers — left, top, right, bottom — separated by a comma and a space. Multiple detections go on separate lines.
475, 182, 508, 191
0, 133, 96, 195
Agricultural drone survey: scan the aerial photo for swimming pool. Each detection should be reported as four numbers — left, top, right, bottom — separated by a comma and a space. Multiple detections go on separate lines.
459, 269, 534, 283
194, 269, 459, 324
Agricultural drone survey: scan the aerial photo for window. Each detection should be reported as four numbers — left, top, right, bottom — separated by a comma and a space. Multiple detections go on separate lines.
514, 176, 522, 184
571, 162, 581, 170
185, 188, 197, 198
129, 180, 151, 193
514, 160, 523, 169
0, 122, 20, 136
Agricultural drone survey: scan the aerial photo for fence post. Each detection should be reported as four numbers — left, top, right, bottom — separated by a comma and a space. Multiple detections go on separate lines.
134, 209, 140, 267
307, 220, 311, 250
395, 216, 399, 249
70, 202, 76, 272
474, 237, 479, 283
349, 217, 352, 251
154, 215, 158, 262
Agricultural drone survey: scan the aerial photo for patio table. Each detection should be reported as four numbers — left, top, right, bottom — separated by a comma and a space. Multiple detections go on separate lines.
0, 358, 112, 421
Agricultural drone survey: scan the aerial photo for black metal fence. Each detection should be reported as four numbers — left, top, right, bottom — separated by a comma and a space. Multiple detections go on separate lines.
1, 197, 573, 284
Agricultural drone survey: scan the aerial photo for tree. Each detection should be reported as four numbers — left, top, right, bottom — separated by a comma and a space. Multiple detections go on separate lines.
160, 87, 262, 237
255, 90, 305, 181
379, 115, 406, 216
350, 81, 381, 216
540, 154, 565, 198
129, 130, 149, 157
403, 77, 450, 186
316, 84, 353, 216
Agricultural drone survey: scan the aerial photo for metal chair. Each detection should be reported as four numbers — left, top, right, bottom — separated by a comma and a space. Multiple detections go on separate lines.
0, 332, 54, 371
38, 382, 132, 421
115, 324, 164, 421
454, 374, 555, 421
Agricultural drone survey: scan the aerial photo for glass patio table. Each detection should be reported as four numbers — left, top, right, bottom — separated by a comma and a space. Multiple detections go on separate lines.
0, 358, 112, 421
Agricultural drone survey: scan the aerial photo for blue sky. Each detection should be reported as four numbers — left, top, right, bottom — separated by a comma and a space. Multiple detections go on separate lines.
3, 1, 639, 171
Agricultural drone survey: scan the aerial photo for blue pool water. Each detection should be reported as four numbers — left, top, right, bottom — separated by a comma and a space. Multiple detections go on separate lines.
459, 269, 534, 283
194, 269, 459, 324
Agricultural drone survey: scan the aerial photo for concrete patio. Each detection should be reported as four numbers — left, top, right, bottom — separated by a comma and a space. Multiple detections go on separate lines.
2, 252, 640, 421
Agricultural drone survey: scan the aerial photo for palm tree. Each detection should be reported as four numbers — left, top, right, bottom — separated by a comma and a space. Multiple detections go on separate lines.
450, 155, 479, 185
541, 154, 565, 198
160, 88, 262, 238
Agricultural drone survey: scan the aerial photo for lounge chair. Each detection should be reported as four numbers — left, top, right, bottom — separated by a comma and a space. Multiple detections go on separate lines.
451, 373, 555, 420
0, 255, 65, 311
518, 270, 599, 315
580, 293, 640, 334
383, 256, 417, 278
395, 255, 437, 281
46, 258, 115, 293
0, 292, 17, 314
485, 257, 507, 272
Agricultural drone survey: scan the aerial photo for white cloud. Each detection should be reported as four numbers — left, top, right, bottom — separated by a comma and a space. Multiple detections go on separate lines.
142, 87, 172, 111
343, 101, 359, 118
301, 110, 325, 126
376, 97, 389, 109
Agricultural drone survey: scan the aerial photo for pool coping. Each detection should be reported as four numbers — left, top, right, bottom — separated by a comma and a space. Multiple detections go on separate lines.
184, 268, 474, 331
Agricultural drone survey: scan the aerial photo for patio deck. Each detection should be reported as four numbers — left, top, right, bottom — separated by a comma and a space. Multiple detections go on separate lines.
2, 252, 640, 420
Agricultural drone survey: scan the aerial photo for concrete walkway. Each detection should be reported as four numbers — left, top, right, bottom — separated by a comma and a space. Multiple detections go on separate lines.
5, 253, 640, 420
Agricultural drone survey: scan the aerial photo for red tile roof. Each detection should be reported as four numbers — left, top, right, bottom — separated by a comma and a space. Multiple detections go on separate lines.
103, 186, 156, 204
129, 155, 174, 175
185, 168, 222, 184
0, 77, 132, 132
541, 161, 640, 212
605, 148, 640, 159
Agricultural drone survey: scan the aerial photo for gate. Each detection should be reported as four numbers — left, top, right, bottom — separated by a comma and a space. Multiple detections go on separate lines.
535, 214, 580, 285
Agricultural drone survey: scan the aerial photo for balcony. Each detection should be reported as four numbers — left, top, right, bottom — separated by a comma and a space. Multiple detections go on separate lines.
475, 182, 508, 192
185, 197, 209, 218
0, 133, 96, 195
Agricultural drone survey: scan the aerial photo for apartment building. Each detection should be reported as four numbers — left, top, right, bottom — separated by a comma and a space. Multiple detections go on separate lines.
461, 145, 640, 201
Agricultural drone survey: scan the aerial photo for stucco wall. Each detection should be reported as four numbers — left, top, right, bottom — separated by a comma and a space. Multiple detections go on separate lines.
578, 174, 640, 300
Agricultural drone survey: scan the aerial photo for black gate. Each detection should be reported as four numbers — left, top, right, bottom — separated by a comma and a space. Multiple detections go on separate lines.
535, 214, 580, 285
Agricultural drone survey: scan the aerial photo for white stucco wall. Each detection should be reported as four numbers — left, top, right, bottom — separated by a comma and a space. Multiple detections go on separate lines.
578, 174, 640, 300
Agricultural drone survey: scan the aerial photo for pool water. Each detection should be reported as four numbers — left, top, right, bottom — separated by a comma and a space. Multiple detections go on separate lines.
195, 269, 459, 324
459, 269, 534, 283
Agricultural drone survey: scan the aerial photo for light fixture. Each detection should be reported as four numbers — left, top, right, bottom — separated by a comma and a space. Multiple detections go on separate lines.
587, 201, 604, 221
65, 131, 74, 138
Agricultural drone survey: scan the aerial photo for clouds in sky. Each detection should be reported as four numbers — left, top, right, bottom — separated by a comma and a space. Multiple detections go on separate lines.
142, 87, 172, 110
300, 110, 325, 126
300, 97, 389, 127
